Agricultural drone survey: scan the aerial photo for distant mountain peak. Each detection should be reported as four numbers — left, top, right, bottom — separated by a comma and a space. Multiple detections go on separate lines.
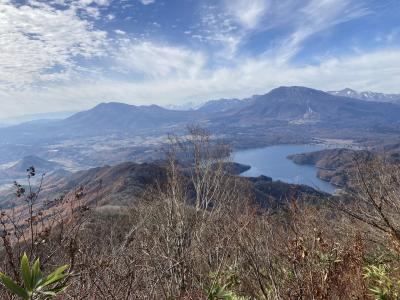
270, 86, 325, 93
59, 100, 195, 137
92, 102, 167, 110
266, 86, 328, 100
6, 155, 62, 174
342, 88, 356, 92
95, 102, 132, 107
227, 85, 400, 125
337, 88, 358, 96
197, 98, 247, 113
328, 88, 400, 103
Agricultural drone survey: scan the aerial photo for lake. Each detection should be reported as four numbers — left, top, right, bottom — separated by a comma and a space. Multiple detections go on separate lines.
233, 144, 336, 193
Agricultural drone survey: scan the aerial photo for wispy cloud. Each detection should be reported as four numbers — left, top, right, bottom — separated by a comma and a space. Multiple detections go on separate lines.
226, 0, 268, 29
195, 0, 269, 58
276, 0, 371, 62
197, 0, 369, 60
112, 41, 206, 78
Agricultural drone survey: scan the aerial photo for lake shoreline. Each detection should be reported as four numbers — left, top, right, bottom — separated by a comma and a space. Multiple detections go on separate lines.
233, 144, 339, 194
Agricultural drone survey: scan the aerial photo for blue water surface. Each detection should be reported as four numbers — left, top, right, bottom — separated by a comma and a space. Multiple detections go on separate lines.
233, 144, 336, 193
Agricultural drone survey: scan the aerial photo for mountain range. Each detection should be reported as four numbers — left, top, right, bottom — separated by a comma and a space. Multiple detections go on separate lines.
2, 86, 400, 139
223, 86, 400, 123
328, 88, 400, 103
0, 86, 399, 170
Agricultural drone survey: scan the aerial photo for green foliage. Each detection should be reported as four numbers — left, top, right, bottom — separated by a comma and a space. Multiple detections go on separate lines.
205, 284, 248, 300
205, 268, 250, 300
363, 264, 400, 300
0, 253, 70, 299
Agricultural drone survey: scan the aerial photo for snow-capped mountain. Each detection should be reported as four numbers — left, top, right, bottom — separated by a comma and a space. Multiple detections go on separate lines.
328, 88, 400, 103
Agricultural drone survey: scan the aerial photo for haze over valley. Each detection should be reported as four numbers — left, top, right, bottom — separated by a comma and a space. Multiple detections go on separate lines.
1, 86, 399, 169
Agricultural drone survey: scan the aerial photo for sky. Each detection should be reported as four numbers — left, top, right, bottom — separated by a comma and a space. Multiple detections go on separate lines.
0, 0, 399, 118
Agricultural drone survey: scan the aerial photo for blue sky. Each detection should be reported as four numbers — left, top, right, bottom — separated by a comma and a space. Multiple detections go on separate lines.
0, 0, 399, 117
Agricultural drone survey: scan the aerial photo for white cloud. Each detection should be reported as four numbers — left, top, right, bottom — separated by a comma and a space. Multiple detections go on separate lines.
84, 6, 101, 18
78, 0, 111, 6
274, 0, 370, 61
139, 0, 155, 5
198, 5, 242, 58
0, 0, 397, 120
107, 13, 115, 20
1, 48, 399, 119
226, 0, 268, 29
200, 0, 370, 61
0, 0, 371, 93
114, 29, 126, 35
113, 42, 206, 78
0, 1, 107, 89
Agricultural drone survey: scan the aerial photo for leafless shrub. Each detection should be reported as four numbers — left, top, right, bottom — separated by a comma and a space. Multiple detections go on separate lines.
4, 129, 400, 299
336, 154, 400, 252
0, 168, 89, 299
